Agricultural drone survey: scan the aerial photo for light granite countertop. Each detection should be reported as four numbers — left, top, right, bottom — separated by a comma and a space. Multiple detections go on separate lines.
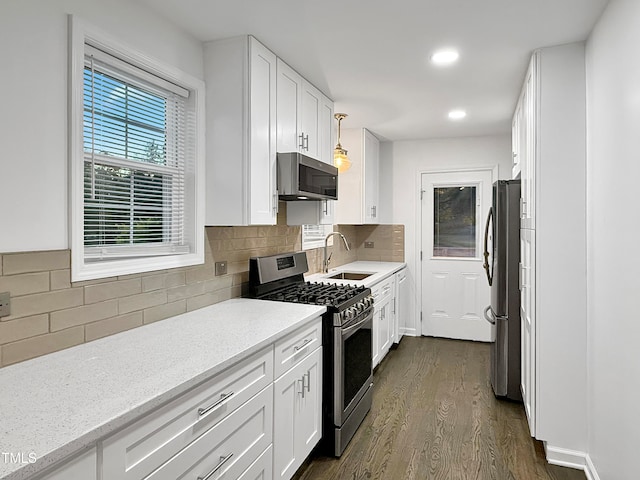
0, 298, 326, 480
306, 261, 406, 288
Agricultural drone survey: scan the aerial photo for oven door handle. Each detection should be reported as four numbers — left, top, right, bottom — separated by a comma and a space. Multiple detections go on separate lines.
342, 312, 372, 335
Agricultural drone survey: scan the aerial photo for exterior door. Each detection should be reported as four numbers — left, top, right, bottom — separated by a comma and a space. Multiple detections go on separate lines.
421, 170, 493, 341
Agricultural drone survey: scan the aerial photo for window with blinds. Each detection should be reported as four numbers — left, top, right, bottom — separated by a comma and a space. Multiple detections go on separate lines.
83, 46, 188, 259
70, 17, 204, 281
301, 224, 334, 250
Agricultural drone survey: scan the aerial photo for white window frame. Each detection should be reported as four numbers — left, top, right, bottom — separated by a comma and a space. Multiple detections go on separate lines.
301, 224, 334, 250
69, 16, 205, 281
431, 181, 482, 260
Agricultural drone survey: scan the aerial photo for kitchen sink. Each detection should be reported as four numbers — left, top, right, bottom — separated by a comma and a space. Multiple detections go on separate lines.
327, 272, 373, 280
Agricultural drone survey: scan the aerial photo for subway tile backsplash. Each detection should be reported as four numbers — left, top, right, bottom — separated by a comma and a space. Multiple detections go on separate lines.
0, 205, 404, 367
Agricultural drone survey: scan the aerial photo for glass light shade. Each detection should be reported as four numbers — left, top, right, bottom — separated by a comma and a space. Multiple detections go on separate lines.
334, 147, 351, 173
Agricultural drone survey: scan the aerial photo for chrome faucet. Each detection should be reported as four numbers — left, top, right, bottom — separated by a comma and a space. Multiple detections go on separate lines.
324, 232, 350, 273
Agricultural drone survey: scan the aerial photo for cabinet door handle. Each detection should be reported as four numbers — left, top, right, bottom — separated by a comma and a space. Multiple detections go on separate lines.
294, 338, 312, 352
197, 392, 234, 417
298, 378, 305, 398
273, 193, 279, 215
197, 453, 234, 480
371, 206, 377, 218
304, 371, 311, 393
392, 298, 396, 314
299, 133, 305, 150
303, 134, 309, 151
323, 200, 328, 215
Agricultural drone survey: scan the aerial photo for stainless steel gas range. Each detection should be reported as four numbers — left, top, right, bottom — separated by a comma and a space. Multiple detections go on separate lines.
249, 251, 374, 456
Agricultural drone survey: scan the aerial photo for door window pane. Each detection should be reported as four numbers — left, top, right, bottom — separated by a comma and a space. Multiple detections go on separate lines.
433, 186, 477, 257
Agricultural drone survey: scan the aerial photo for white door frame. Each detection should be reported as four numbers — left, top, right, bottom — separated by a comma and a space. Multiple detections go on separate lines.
415, 166, 499, 337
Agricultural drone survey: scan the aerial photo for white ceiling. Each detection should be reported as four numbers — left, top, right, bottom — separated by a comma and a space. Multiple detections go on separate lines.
136, 0, 608, 141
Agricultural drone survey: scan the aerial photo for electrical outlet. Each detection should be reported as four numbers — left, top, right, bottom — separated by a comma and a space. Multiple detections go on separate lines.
0, 292, 10, 318
364, 241, 375, 248
215, 261, 227, 276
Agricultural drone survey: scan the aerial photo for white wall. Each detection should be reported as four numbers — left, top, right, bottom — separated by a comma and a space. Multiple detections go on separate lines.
0, 0, 203, 253
381, 135, 512, 336
585, 1, 640, 478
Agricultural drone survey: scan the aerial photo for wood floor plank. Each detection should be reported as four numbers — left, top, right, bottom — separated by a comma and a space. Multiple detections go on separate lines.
293, 337, 586, 480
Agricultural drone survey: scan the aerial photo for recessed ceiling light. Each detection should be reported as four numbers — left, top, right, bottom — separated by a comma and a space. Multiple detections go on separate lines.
431, 49, 459, 66
448, 109, 467, 120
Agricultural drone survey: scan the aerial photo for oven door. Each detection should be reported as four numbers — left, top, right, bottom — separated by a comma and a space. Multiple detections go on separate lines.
333, 308, 374, 426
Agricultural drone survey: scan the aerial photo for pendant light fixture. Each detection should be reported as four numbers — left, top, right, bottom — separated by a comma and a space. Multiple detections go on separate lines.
333, 113, 351, 173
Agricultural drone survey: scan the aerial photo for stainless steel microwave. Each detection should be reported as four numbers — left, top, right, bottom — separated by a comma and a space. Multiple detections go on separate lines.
277, 152, 338, 201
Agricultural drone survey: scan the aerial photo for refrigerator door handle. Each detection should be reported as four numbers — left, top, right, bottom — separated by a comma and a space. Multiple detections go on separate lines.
483, 207, 494, 286
484, 305, 495, 324
484, 305, 507, 325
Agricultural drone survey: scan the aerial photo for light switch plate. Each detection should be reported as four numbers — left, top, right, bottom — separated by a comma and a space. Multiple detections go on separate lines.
364, 241, 374, 248
215, 261, 227, 276
0, 292, 10, 318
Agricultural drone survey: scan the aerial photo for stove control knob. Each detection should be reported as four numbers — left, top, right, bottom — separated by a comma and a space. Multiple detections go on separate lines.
344, 307, 355, 320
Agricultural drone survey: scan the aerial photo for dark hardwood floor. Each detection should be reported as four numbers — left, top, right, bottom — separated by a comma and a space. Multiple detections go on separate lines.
294, 336, 586, 480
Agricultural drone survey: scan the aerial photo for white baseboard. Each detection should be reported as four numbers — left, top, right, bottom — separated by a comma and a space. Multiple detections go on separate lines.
400, 327, 418, 337
544, 443, 587, 470
544, 444, 602, 480
584, 455, 601, 480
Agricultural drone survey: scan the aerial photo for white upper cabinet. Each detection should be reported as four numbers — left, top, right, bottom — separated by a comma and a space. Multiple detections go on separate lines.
281, 61, 336, 226
286, 199, 334, 226
319, 95, 335, 165
301, 82, 321, 159
519, 56, 537, 230
511, 101, 522, 179
276, 59, 303, 155
334, 128, 380, 224
276, 59, 332, 163
204, 35, 278, 226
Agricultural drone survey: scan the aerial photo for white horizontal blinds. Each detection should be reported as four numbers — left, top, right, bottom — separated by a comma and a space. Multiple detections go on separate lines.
83, 44, 189, 259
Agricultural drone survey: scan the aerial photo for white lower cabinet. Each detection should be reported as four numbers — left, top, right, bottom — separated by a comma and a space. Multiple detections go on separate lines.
371, 276, 393, 368
389, 277, 397, 345
273, 346, 322, 480
394, 268, 407, 343
378, 300, 391, 362
145, 386, 273, 480
102, 346, 274, 480
273, 317, 322, 379
238, 446, 273, 480
32, 318, 325, 480
36, 448, 96, 480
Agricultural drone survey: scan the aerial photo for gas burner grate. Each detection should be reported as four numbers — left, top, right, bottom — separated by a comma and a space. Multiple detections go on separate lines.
261, 282, 367, 308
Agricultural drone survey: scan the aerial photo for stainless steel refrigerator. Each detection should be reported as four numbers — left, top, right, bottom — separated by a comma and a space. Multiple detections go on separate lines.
482, 180, 522, 401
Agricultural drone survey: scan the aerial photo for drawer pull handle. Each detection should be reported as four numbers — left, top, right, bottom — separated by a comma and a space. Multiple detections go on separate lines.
198, 392, 234, 417
294, 338, 312, 352
197, 453, 234, 480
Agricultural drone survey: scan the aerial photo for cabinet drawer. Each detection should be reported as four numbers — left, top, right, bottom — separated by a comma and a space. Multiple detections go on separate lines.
238, 445, 272, 480
146, 385, 273, 480
274, 317, 322, 378
371, 277, 393, 306
102, 346, 274, 480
